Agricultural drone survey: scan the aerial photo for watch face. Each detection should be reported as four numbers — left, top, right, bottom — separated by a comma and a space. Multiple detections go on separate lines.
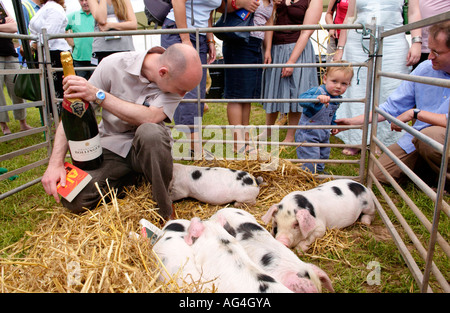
97, 91, 105, 100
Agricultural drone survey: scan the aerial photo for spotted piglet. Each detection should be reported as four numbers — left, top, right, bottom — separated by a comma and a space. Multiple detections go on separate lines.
184, 217, 292, 293
261, 179, 375, 252
170, 163, 263, 206
152, 219, 210, 290
210, 208, 334, 293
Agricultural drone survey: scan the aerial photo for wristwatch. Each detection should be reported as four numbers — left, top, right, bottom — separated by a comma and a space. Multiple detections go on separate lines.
413, 108, 421, 119
95, 89, 106, 105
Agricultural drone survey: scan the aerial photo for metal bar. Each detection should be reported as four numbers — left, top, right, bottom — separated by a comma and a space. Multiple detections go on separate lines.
358, 19, 377, 184
421, 86, 450, 292
182, 97, 365, 103
377, 71, 450, 88
0, 142, 49, 163
375, 108, 444, 154
42, 30, 59, 126
381, 11, 450, 38
369, 154, 450, 260
369, 163, 449, 292
372, 136, 450, 218
0, 158, 48, 182
0, 101, 45, 112
369, 178, 433, 293
0, 126, 47, 143
0, 178, 42, 201
45, 23, 365, 40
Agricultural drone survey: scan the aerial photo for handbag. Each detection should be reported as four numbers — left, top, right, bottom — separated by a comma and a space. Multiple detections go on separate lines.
143, 0, 194, 28
14, 73, 42, 101
143, 0, 173, 27
213, 2, 254, 43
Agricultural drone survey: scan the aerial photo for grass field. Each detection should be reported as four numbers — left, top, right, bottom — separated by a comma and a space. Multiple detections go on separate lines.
0, 96, 448, 293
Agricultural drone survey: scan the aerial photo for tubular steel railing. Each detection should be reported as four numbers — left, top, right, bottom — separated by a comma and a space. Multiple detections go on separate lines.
367, 11, 450, 293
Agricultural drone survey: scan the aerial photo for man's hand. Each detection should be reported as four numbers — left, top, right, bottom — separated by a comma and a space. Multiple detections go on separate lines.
62, 75, 98, 103
41, 162, 67, 203
391, 109, 414, 132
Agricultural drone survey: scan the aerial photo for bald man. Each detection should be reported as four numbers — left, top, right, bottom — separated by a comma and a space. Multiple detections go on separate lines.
42, 43, 203, 220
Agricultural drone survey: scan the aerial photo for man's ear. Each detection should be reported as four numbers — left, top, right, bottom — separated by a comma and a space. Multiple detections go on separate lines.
158, 66, 169, 78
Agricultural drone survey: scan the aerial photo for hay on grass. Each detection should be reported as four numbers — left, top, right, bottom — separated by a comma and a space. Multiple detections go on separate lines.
0, 157, 350, 293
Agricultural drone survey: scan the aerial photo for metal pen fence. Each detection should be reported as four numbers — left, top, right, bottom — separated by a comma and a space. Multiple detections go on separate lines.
366, 11, 450, 293
1, 11, 449, 292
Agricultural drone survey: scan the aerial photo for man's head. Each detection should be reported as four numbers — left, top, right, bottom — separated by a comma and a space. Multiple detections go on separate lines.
428, 21, 450, 73
79, 0, 90, 13
147, 43, 203, 97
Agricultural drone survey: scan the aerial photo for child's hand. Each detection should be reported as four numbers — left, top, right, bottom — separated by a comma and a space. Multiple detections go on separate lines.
317, 95, 331, 107
331, 128, 339, 135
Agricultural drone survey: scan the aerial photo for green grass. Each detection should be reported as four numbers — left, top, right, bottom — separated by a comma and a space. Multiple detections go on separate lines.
0, 96, 448, 292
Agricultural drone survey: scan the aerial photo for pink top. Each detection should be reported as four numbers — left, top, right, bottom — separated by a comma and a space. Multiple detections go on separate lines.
251, 0, 274, 40
419, 0, 450, 53
333, 0, 349, 38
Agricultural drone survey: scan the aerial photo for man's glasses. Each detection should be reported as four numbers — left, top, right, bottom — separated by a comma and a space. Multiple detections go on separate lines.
429, 48, 450, 57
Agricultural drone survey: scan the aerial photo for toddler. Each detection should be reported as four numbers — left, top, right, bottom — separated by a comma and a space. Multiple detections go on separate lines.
295, 62, 353, 173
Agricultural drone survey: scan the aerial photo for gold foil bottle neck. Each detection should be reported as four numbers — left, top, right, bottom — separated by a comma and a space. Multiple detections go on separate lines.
60, 51, 76, 77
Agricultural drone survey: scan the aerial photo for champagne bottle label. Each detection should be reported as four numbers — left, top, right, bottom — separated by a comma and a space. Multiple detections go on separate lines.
62, 98, 89, 118
68, 134, 102, 162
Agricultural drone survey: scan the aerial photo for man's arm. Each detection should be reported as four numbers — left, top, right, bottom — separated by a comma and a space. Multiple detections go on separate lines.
391, 109, 448, 131
41, 123, 70, 202
62, 75, 168, 125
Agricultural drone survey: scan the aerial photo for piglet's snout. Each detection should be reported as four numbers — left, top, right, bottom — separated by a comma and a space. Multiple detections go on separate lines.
276, 235, 291, 247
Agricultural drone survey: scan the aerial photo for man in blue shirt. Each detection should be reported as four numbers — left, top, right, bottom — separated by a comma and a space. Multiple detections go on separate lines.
336, 21, 450, 186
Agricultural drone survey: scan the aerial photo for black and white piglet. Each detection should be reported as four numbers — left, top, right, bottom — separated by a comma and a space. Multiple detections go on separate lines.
152, 219, 208, 290
184, 217, 292, 293
261, 179, 375, 251
210, 208, 334, 293
169, 163, 263, 206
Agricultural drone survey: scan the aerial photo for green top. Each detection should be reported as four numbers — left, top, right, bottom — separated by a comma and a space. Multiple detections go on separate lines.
66, 10, 95, 61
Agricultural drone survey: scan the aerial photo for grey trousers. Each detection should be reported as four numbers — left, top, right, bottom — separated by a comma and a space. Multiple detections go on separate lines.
0, 55, 26, 123
62, 123, 174, 218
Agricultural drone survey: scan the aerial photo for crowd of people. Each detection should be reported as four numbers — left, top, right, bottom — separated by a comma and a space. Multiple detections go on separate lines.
1, 0, 449, 220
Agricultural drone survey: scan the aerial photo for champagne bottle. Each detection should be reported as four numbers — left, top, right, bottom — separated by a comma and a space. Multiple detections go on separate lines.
60, 51, 103, 170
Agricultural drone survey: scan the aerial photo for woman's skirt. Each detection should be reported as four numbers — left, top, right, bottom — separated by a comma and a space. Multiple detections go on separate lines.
263, 39, 318, 114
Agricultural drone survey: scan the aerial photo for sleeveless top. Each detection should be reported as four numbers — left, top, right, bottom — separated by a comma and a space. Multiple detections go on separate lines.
333, 0, 349, 38
251, 0, 274, 40
92, 2, 135, 53
273, 0, 310, 45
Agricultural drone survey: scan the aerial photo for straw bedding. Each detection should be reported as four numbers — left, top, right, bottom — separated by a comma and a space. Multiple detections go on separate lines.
0, 157, 353, 293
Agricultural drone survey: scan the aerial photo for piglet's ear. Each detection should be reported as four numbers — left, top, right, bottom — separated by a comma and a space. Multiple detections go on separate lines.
261, 205, 278, 225
184, 217, 204, 246
310, 264, 334, 293
295, 209, 316, 238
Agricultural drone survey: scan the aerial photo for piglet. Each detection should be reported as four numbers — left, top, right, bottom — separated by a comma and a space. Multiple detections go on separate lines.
185, 217, 292, 293
210, 208, 334, 293
170, 163, 263, 206
152, 219, 209, 290
261, 179, 375, 252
